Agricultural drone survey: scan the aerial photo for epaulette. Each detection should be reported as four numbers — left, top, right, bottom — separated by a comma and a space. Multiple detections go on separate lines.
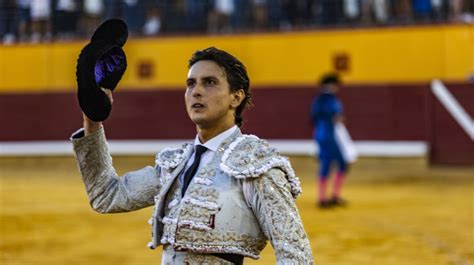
155, 143, 193, 170
220, 135, 302, 198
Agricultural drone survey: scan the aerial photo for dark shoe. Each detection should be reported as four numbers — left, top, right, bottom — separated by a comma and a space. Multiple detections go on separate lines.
329, 197, 348, 207
318, 200, 332, 209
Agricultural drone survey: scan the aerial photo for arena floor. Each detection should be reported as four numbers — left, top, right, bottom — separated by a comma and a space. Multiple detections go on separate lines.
1, 155, 473, 265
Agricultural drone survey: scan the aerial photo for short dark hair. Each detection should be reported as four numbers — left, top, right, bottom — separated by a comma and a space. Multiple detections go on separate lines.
320, 73, 341, 86
188, 47, 251, 127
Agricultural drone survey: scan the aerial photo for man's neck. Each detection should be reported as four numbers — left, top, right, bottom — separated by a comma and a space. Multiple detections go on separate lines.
196, 123, 236, 143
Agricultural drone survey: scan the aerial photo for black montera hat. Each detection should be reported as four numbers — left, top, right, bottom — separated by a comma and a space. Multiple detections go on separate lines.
91, 19, 128, 46
76, 19, 128, 122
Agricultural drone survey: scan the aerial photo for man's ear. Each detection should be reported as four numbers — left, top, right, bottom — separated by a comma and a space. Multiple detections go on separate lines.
231, 89, 245, 108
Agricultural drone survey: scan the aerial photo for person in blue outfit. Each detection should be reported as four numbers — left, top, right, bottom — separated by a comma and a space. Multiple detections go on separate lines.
310, 73, 348, 208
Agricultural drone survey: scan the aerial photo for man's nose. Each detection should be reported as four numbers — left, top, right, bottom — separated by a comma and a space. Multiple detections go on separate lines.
192, 84, 203, 97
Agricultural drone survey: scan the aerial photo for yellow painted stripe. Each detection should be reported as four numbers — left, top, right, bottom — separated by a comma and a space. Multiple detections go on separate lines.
0, 24, 472, 93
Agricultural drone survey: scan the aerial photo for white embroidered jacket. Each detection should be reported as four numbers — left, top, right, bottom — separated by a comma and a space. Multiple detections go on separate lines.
72, 127, 314, 264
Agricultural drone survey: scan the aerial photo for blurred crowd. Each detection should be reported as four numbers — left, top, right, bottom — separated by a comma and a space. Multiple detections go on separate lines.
1, 0, 474, 45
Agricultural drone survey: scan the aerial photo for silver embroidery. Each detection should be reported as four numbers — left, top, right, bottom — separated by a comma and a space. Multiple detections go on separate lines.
194, 177, 213, 186
167, 198, 179, 209
182, 196, 220, 210
180, 205, 216, 224
252, 169, 314, 264
156, 144, 193, 169
220, 135, 302, 198
187, 185, 219, 200
174, 230, 267, 260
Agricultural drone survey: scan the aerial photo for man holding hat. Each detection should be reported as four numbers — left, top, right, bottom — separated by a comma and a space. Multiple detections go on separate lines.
71, 20, 313, 264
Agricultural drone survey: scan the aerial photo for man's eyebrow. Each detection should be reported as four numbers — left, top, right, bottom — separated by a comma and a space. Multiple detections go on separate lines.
201, 76, 218, 81
187, 75, 220, 83
187, 75, 217, 80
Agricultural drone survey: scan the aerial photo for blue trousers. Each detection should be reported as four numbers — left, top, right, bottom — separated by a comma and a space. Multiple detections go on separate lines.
317, 139, 347, 178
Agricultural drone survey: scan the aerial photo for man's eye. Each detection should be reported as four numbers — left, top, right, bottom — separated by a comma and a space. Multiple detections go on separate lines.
187, 81, 195, 87
207, 80, 217, 85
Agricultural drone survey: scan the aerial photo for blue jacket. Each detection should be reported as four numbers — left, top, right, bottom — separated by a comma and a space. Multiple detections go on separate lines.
310, 91, 343, 142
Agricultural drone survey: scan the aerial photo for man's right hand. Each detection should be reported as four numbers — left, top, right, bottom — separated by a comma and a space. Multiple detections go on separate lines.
83, 88, 113, 136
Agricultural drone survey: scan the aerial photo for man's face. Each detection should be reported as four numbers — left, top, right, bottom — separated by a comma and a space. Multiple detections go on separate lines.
330, 83, 340, 93
185, 60, 241, 129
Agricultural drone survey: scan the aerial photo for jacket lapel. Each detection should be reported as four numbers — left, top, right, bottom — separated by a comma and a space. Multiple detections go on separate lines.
154, 144, 193, 219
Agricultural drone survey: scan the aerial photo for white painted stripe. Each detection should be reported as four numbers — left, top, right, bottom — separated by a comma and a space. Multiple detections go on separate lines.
0, 140, 427, 157
268, 140, 317, 156
268, 140, 427, 157
354, 141, 427, 157
431, 79, 474, 140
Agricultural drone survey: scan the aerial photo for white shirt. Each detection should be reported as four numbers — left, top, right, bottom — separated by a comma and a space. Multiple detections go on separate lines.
179, 125, 238, 184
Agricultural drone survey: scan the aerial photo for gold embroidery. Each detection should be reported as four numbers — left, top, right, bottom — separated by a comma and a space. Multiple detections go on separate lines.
175, 229, 267, 259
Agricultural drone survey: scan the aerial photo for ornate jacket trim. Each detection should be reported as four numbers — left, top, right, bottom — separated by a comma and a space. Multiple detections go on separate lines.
182, 197, 220, 210
155, 143, 193, 170
173, 230, 266, 260
178, 220, 213, 231
220, 135, 302, 198
173, 244, 261, 260
167, 198, 179, 209
162, 217, 212, 231
193, 177, 213, 186
162, 216, 178, 225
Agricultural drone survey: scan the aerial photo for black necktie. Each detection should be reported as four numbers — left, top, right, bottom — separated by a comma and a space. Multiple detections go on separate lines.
182, 145, 207, 196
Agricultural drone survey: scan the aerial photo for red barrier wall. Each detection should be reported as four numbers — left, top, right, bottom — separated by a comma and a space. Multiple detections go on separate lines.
2, 82, 473, 165
428, 84, 474, 165
0, 83, 438, 141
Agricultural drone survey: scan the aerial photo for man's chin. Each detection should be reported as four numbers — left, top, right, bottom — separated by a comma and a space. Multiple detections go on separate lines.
190, 116, 208, 126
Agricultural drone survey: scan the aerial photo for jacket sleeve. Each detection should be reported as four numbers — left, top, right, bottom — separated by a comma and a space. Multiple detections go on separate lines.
249, 168, 314, 264
71, 127, 161, 213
